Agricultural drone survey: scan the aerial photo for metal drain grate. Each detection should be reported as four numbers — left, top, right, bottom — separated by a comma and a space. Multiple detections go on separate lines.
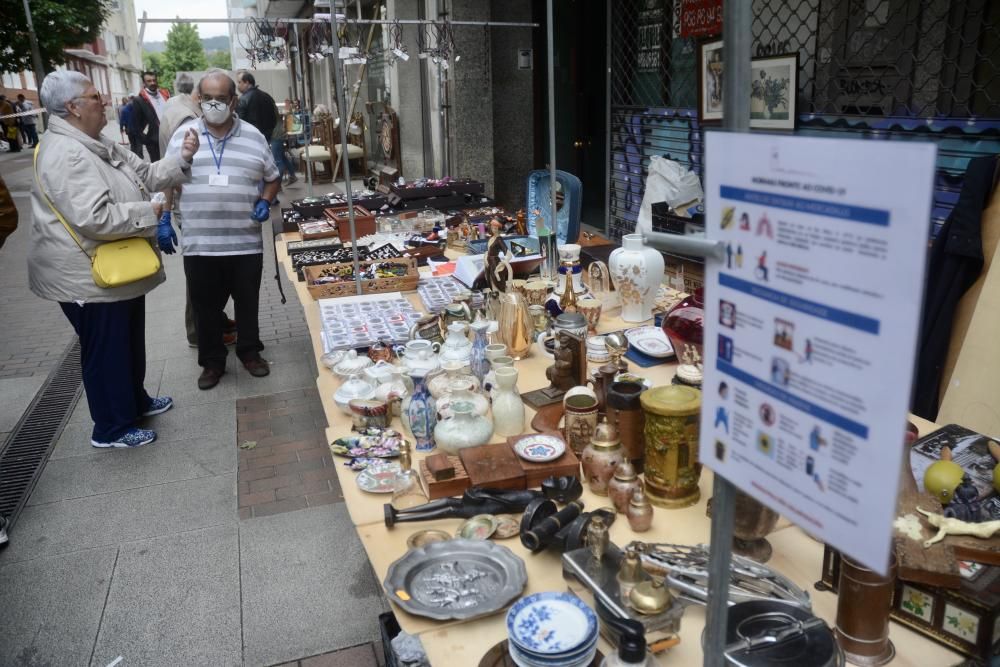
0, 339, 83, 525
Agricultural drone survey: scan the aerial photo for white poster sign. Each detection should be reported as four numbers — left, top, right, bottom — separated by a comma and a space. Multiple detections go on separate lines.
700, 132, 937, 574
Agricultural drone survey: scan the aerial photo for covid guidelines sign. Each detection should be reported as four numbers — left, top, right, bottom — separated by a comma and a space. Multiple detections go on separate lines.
700, 132, 937, 574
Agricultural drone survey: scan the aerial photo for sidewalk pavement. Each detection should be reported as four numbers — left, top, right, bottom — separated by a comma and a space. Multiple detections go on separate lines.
0, 137, 389, 666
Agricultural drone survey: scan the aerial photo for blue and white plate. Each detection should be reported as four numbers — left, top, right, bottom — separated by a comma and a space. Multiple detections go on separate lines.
506, 592, 597, 656
513, 435, 566, 463
509, 641, 597, 667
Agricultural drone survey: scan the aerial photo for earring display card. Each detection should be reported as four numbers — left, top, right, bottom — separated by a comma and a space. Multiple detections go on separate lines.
318, 293, 423, 351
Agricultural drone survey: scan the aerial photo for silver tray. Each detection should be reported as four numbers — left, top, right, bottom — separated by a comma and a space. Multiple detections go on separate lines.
383, 538, 527, 621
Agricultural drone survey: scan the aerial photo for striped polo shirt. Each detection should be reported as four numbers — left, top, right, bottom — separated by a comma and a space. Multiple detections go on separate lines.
166, 117, 280, 255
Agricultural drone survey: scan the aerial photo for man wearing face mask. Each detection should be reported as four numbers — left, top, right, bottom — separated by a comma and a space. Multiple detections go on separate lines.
163, 69, 280, 390
130, 71, 170, 161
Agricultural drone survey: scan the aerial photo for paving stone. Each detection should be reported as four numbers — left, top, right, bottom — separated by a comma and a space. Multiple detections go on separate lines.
89, 525, 242, 667
0, 474, 236, 564
240, 504, 388, 667
300, 644, 378, 667
0, 375, 46, 432
28, 435, 235, 505
0, 545, 116, 667
236, 359, 316, 399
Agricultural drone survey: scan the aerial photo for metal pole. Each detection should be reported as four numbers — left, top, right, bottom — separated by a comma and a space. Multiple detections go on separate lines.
545, 0, 557, 247
22, 0, 49, 117
139, 17, 539, 27
603, 0, 612, 236
293, 24, 315, 197
703, 2, 752, 665
330, 13, 363, 296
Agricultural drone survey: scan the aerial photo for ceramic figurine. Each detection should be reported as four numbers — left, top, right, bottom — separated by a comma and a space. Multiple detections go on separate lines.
434, 397, 494, 454
545, 333, 578, 394
609, 233, 665, 323
627, 487, 654, 532
484, 220, 509, 294
609, 462, 642, 513
491, 366, 525, 437
581, 420, 625, 496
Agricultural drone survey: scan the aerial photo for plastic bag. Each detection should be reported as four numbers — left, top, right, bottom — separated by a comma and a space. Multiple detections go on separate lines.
636, 156, 704, 235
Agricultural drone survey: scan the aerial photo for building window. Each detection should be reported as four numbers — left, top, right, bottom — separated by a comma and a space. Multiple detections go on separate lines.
1, 72, 19, 89
24, 70, 36, 90
116, 35, 127, 51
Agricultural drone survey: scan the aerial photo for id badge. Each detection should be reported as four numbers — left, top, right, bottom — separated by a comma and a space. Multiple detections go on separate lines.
209, 174, 229, 187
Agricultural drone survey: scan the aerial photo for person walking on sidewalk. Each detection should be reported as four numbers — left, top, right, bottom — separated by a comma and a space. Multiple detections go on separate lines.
0, 95, 21, 153
17, 94, 38, 147
163, 69, 280, 390
157, 72, 237, 348
130, 71, 170, 161
28, 70, 199, 448
236, 72, 278, 141
270, 102, 297, 185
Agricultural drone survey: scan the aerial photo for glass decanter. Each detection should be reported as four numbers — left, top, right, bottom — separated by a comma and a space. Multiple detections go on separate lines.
391, 441, 428, 510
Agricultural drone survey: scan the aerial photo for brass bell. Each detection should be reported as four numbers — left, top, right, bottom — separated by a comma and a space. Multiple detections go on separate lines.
629, 578, 672, 615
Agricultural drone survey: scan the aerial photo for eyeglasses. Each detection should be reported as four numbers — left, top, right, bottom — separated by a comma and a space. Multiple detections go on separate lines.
74, 93, 102, 103
201, 96, 232, 104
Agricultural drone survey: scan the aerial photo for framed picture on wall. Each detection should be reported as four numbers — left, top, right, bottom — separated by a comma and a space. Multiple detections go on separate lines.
750, 54, 799, 130
698, 38, 725, 124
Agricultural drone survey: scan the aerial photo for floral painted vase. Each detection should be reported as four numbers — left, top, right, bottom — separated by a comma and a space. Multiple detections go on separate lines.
469, 320, 491, 383
609, 233, 665, 323
404, 371, 437, 451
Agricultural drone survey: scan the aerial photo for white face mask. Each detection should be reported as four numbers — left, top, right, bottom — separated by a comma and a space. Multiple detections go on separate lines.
200, 100, 231, 125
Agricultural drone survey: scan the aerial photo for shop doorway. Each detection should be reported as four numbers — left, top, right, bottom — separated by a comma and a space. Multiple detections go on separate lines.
537, 0, 609, 234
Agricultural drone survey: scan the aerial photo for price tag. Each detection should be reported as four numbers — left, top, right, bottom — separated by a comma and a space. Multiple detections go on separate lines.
392, 48, 410, 62
209, 174, 229, 187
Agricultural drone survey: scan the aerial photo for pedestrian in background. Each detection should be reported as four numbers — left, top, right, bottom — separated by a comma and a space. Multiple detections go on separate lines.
164, 69, 280, 390
29, 70, 199, 448
270, 102, 297, 185
0, 173, 17, 249
236, 72, 278, 141
0, 95, 21, 153
130, 71, 170, 161
17, 94, 38, 147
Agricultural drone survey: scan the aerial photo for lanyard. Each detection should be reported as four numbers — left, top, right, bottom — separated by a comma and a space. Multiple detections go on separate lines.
203, 126, 232, 175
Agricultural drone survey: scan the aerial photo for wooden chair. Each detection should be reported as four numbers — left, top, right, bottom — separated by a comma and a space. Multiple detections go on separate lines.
298, 113, 335, 182
334, 112, 367, 182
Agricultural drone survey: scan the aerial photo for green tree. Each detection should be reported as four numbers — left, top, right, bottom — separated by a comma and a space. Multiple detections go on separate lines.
207, 50, 232, 70
0, 0, 111, 74
162, 22, 208, 89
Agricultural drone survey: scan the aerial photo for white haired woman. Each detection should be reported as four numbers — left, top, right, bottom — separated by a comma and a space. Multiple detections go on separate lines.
28, 70, 199, 448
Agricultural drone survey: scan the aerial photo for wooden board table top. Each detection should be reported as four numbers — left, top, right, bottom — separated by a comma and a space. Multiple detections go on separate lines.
276, 232, 962, 666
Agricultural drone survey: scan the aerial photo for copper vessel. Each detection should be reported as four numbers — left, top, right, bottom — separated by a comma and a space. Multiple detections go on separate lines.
834, 554, 897, 665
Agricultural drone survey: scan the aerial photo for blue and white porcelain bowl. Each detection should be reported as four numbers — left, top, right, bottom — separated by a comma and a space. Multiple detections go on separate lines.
506, 592, 598, 658
508, 641, 597, 667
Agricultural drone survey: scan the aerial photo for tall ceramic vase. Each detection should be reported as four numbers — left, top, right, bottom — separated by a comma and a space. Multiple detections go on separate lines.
492, 366, 525, 437
609, 234, 665, 323
404, 371, 437, 452
469, 320, 491, 384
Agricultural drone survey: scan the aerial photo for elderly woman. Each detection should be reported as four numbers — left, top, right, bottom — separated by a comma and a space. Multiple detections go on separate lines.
29, 70, 199, 448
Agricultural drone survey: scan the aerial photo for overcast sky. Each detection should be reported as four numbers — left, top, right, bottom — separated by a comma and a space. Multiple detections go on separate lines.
133, 0, 231, 43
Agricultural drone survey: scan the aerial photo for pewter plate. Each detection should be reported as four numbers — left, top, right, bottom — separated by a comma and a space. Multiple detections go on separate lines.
384, 538, 527, 621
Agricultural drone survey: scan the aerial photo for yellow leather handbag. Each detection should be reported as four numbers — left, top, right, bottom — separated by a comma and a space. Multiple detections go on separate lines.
33, 145, 161, 288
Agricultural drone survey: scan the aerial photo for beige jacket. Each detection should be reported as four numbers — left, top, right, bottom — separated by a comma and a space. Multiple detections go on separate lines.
28, 116, 190, 303
159, 93, 201, 155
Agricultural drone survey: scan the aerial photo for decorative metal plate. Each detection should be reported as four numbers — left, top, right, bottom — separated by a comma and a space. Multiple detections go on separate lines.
384, 538, 527, 621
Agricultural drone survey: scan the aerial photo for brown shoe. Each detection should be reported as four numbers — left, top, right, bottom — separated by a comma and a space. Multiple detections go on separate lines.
197, 367, 225, 390
243, 357, 270, 377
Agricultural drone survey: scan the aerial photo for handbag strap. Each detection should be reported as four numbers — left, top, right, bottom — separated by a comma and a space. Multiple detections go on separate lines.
33, 143, 94, 264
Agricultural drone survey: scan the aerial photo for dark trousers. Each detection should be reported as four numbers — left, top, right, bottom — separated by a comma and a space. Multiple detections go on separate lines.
23, 125, 38, 146
127, 132, 143, 157
184, 254, 264, 369
144, 140, 160, 162
60, 296, 151, 442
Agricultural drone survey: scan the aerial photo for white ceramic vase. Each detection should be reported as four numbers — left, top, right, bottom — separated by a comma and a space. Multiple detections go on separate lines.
434, 400, 494, 454
491, 366, 525, 437
439, 321, 473, 365
609, 233, 665, 323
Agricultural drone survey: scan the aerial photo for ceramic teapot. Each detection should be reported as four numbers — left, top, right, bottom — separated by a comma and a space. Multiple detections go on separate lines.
439, 321, 473, 365
332, 349, 374, 379
394, 339, 441, 377
365, 361, 412, 414
334, 373, 377, 415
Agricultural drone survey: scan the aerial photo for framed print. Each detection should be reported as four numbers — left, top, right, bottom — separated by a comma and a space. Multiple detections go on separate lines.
698, 38, 724, 124
750, 53, 799, 130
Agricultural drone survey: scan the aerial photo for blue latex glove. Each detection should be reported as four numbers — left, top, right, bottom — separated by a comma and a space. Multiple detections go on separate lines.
250, 198, 271, 222
157, 211, 177, 254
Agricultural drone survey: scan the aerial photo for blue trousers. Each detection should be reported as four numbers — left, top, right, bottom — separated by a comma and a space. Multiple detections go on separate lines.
60, 296, 152, 442
270, 138, 296, 178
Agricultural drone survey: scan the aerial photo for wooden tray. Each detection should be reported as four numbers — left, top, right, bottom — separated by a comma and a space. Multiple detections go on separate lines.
459, 443, 526, 491
418, 455, 470, 499
323, 204, 377, 242
303, 257, 419, 300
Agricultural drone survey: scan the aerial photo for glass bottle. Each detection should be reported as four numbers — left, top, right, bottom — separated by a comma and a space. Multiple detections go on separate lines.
391, 441, 428, 510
